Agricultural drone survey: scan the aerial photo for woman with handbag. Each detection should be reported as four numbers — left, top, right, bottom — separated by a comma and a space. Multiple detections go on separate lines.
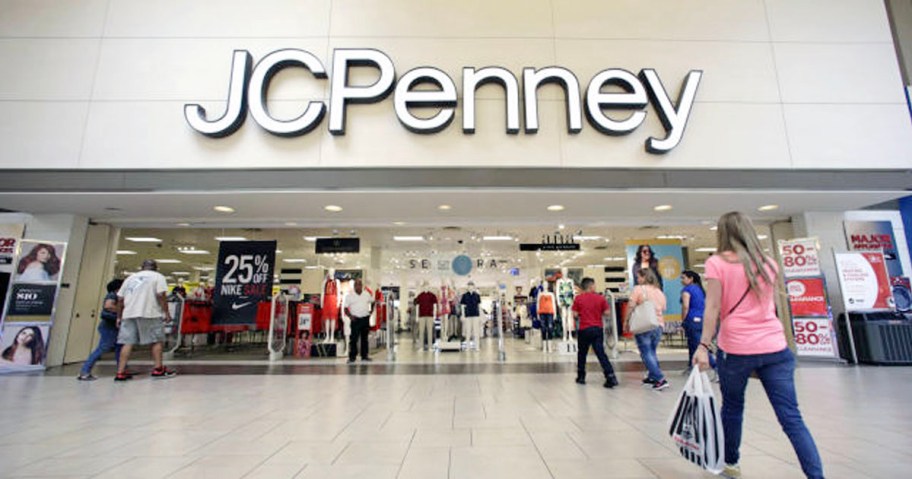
693, 212, 823, 479
627, 267, 668, 390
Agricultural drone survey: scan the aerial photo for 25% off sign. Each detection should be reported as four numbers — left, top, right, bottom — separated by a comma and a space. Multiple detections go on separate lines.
220, 253, 272, 297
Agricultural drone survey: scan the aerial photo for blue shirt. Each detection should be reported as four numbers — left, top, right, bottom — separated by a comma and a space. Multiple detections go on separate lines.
681, 284, 705, 324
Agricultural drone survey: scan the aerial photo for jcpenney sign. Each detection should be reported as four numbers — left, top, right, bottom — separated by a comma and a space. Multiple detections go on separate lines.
185, 48, 702, 154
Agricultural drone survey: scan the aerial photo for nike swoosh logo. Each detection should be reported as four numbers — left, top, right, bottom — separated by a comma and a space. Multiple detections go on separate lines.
231, 302, 253, 310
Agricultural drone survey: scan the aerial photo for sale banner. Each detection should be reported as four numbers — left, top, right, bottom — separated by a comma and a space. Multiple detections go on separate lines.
786, 278, 829, 317
212, 241, 277, 326
844, 221, 902, 278
792, 318, 837, 358
778, 237, 821, 278
835, 252, 895, 311
0, 224, 24, 272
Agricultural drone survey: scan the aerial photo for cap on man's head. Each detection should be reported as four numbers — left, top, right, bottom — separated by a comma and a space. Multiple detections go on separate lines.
142, 259, 158, 270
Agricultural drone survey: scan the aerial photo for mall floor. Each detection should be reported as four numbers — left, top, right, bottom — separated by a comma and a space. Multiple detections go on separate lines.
1, 339, 908, 479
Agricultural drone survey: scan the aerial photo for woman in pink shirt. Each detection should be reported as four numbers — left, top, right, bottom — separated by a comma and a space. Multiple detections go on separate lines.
628, 267, 669, 390
693, 212, 823, 479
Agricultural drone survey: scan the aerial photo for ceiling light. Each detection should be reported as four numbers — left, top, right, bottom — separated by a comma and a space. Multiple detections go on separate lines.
695, 247, 717, 253
155, 259, 182, 264
438, 204, 452, 211
393, 221, 407, 226
657, 234, 687, 240
483, 236, 513, 241
757, 234, 769, 240
178, 249, 210, 255
654, 204, 673, 211
304, 265, 321, 270
758, 204, 779, 212
283, 259, 308, 263
193, 266, 214, 271
324, 205, 343, 212
303, 236, 318, 242
573, 235, 601, 241
587, 264, 607, 268
125, 237, 162, 243
275, 249, 283, 254
285, 222, 298, 226
116, 250, 137, 255
213, 206, 235, 213
604, 257, 626, 261
394, 236, 426, 242
693, 263, 705, 268
214, 236, 247, 242
710, 226, 718, 231
176, 222, 191, 227
172, 272, 190, 276
547, 205, 565, 212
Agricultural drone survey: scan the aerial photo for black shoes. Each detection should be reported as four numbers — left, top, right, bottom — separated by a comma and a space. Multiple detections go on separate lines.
604, 375, 619, 389
361, 357, 373, 362
575, 377, 586, 385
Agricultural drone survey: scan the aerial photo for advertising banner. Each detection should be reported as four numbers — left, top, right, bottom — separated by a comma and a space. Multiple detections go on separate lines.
777, 237, 822, 278
844, 221, 903, 278
0, 240, 67, 373
792, 318, 838, 358
786, 278, 829, 318
835, 252, 895, 311
0, 224, 24, 316
626, 240, 684, 321
212, 241, 277, 326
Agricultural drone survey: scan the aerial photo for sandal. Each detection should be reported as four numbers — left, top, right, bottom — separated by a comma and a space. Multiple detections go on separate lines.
77, 374, 97, 381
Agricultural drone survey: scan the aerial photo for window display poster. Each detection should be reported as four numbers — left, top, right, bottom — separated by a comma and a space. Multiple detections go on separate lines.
0, 324, 51, 372
792, 318, 838, 358
2, 240, 67, 324
626, 240, 684, 320
786, 277, 829, 317
835, 252, 895, 311
212, 240, 277, 326
844, 221, 903, 278
778, 237, 822, 278
14, 241, 64, 283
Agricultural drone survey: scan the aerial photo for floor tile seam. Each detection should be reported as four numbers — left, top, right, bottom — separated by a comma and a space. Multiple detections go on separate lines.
519, 416, 557, 479
51, 430, 150, 462
161, 454, 207, 478
394, 429, 418, 479
182, 427, 241, 456
329, 406, 371, 443
330, 441, 352, 466
238, 438, 293, 479
84, 455, 157, 479
563, 431, 590, 460
447, 446, 453, 479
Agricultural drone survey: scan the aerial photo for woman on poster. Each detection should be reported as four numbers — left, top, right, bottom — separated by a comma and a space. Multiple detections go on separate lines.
1, 326, 47, 365
633, 244, 663, 290
16, 243, 61, 282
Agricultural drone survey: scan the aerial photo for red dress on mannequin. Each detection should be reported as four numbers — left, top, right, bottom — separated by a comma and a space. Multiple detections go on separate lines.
373, 288, 386, 331
322, 279, 339, 324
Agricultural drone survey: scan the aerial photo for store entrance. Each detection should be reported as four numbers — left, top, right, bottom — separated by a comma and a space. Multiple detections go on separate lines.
103, 222, 771, 368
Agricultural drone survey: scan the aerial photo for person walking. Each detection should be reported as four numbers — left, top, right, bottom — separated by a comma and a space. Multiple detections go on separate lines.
680, 270, 715, 374
77, 279, 125, 381
693, 212, 823, 479
344, 279, 374, 364
115, 260, 176, 381
628, 267, 668, 390
572, 277, 619, 388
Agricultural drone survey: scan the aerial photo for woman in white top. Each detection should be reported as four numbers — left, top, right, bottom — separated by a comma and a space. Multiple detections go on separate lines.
627, 268, 669, 390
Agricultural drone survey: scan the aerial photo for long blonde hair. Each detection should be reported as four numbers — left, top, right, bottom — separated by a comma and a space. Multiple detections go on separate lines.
716, 211, 778, 298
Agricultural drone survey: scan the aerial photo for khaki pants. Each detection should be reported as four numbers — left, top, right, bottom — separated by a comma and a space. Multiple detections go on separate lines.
465, 316, 481, 347
417, 316, 434, 349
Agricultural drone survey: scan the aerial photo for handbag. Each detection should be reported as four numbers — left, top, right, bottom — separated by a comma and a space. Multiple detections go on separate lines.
629, 287, 660, 334
667, 368, 724, 474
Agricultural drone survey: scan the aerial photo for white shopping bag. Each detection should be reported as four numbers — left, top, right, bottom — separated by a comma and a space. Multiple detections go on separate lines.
667, 368, 725, 474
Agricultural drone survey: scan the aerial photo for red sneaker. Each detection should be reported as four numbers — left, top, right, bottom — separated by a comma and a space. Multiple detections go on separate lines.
150, 366, 177, 379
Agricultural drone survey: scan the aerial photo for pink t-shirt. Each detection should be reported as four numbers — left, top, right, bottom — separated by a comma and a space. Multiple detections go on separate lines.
630, 285, 666, 326
704, 253, 787, 355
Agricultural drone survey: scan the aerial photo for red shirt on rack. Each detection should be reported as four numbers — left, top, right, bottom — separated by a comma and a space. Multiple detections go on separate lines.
572, 292, 609, 330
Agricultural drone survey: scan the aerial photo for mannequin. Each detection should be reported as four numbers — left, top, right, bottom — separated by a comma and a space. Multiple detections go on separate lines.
414, 282, 438, 351
528, 278, 543, 321
439, 279, 452, 340
557, 268, 576, 343
537, 284, 557, 353
321, 268, 342, 343
372, 285, 386, 331
340, 278, 355, 354
460, 282, 482, 351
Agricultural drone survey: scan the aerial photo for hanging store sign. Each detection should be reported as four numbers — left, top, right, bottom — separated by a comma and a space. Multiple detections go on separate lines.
520, 231, 582, 251
185, 48, 702, 154
212, 240, 277, 326
315, 238, 360, 254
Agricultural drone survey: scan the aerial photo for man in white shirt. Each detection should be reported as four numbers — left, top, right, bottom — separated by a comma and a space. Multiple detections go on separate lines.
115, 259, 175, 380
343, 279, 374, 364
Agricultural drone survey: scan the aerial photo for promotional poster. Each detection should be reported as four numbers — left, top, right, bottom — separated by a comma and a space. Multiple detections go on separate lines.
844, 221, 903, 278
212, 241, 277, 326
626, 240, 684, 321
835, 252, 895, 311
1, 240, 67, 325
0, 324, 51, 372
791, 318, 838, 358
786, 278, 829, 318
777, 237, 822, 278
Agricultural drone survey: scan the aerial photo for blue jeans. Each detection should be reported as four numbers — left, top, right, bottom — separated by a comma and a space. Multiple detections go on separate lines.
635, 326, 664, 381
718, 348, 823, 478
540, 314, 555, 340
684, 322, 716, 368
80, 323, 122, 375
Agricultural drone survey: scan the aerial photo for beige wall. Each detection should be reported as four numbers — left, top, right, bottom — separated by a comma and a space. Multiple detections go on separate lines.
0, 0, 909, 171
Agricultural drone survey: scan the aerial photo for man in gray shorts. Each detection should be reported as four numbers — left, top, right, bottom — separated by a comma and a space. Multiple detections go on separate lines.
115, 259, 176, 380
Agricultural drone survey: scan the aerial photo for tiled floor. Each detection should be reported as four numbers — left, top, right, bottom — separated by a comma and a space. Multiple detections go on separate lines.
3, 340, 910, 478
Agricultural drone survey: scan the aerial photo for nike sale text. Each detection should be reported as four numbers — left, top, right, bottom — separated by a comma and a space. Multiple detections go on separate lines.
220, 284, 269, 296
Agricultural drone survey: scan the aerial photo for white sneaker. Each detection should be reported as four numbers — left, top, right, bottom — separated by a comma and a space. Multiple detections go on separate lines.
721, 463, 741, 478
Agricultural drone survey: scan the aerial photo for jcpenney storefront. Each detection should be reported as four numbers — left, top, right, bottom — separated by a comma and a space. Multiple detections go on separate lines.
0, 0, 911, 369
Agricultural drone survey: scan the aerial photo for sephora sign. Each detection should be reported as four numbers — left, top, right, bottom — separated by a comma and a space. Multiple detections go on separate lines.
185, 48, 702, 154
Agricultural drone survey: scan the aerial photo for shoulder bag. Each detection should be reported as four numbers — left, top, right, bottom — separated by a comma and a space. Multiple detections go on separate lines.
629, 286, 661, 335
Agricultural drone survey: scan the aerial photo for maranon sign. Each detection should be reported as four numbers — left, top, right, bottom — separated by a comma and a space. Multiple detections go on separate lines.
185, 48, 702, 154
